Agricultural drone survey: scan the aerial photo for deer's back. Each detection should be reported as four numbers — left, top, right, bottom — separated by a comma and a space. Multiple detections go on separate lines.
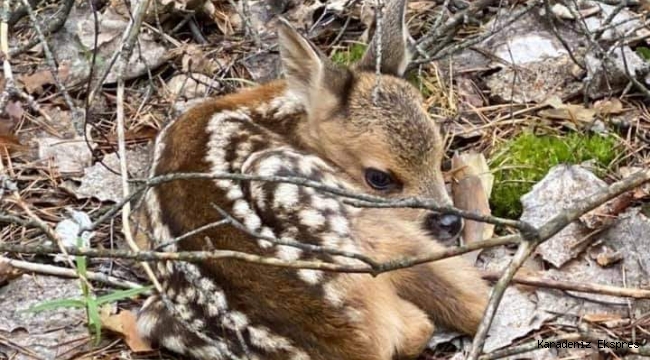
137, 80, 409, 360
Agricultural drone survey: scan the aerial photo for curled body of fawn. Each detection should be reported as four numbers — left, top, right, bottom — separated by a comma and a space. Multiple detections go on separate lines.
135, 1, 489, 359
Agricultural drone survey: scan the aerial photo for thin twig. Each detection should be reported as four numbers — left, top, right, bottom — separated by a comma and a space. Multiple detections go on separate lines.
110, 0, 161, 292
0, 256, 145, 290
482, 271, 650, 299
372, 0, 384, 103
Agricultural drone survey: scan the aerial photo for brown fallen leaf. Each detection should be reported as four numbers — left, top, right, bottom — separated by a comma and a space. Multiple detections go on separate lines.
20, 65, 70, 95
591, 245, 624, 268
101, 309, 152, 352
0, 259, 22, 286
594, 98, 625, 115
451, 152, 494, 245
583, 313, 621, 323
579, 191, 634, 230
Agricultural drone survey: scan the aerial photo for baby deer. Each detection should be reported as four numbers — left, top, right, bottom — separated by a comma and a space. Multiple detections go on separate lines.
135, 1, 489, 359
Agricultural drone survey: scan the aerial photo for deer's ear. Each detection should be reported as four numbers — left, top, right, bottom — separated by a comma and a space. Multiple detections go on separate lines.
355, 0, 411, 77
277, 18, 352, 113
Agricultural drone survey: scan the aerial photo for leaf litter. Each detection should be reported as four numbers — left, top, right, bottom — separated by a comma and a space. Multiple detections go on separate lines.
3, 0, 650, 359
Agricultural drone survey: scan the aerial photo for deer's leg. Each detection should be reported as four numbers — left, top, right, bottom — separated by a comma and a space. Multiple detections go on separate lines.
390, 255, 489, 336
355, 211, 489, 336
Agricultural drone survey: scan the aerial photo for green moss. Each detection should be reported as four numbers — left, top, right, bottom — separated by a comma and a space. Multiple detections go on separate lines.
331, 43, 367, 65
490, 132, 619, 219
406, 72, 433, 98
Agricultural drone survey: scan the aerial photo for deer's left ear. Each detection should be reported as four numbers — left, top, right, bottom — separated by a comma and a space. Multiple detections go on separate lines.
355, 0, 411, 77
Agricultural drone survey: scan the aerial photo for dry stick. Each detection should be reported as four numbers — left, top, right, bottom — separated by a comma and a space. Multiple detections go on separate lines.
0, 256, 145, 290
0, 0, 15, 112
467, 168, 650, 360
372, 0, 384, 103
211, 204, 380, 267
110, 0, 161, 292
0, 233, 519, 274
482, 271, 650, 299
129, 172, 532, 232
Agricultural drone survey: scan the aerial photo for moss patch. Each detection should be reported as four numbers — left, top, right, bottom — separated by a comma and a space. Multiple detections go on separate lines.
490, 132, 619, 219
331, 43, 367, 65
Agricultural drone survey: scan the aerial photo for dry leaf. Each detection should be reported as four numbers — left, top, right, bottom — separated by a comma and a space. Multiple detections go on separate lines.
579, 191, 634, 230
594, 98, 625, 115
619, 166, 650, 199
72, 149, 150, 203
102, 310, 152, 352
5, 100, 24, 122
37, 136, 93, 176
20, 65, 71, 95
0, 259, 21, 286
451, 152, 494, 249
583, 313, 622, 323
595, 249, 623, 267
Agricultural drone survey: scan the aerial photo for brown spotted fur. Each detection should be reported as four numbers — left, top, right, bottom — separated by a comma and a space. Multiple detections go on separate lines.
135, 1, 489, 359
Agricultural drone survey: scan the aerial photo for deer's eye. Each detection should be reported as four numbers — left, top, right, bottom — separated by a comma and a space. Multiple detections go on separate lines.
364, 168, 398, 191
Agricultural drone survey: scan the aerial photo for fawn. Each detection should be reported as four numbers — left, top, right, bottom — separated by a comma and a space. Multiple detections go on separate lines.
135, 1, 489, 359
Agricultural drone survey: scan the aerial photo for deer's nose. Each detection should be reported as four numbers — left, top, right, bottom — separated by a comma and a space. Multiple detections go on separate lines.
425, 213, 463, 240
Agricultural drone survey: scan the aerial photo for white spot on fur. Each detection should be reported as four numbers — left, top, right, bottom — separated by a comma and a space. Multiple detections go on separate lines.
144, 190, 176, 249
256, 156, 284, 177
161, 335, 187, 354
248, 326, 293, 351
291, 350, 311, 360
223, 311, 249, 330
226, 187, 244, 200
175, 302, 194, 320
276, 244, 302, 261
166, 286, 177, 300
232, 199, 261, 231
198, 277, 216, 292
216, 179, 231, 189
321, 233, 342, 248
299, 209, 325, 227
233, 140, 254, 169
323, 281, 345, 306
191, 318, 206, 330
273, 183, 299, 209
136, 297, 161, 338
328, 215, 349, 235
312, 197, 340, 213
206, 302, 221, 317
190, 345, 226, 359
260, 226, 275, 238
298, 269, 323, 285
271, 92, 304, 119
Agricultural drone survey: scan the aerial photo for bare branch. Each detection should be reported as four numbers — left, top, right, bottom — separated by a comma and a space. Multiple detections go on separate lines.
482, 271, 650, 299
0, 256, 145, 290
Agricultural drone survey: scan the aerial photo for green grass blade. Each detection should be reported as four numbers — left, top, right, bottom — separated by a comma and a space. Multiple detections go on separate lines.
96, 286, 153, 305
24, 298, 86, 313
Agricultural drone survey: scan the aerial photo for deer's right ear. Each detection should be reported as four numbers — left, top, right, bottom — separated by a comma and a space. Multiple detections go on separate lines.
277, 18, 325, 106
277, 18, 348, 111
